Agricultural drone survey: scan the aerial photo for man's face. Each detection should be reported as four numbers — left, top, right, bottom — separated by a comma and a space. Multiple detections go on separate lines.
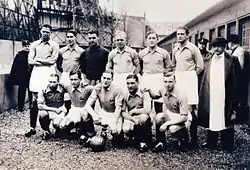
101, 73, 113, 88
40, 27, 51, 41
228, 42, 233, 49
177, 29, 188, 43
66, 32, 76, 46
88, 33, 99, 47
147, 33, 158, 48
23, 44, 30, 52
163, 75, 176, 92
198, 43, 206, 50
48, 76, 59, 90
126, 78, 138, 93
115, 34, 126, 49
213, 44, 225, 56
70, 74, 81, 88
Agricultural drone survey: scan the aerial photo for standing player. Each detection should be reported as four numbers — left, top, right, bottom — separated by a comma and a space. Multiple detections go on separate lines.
106, 31, 140, 91
85, 70, 124, 146
172, 26, 204, 148
139, 31, 172, 140
37, 74, 67, 140
80, 29, 109, 85
25, 24, 59, 137
147, 72, 189, 152
57, 30, 84, 112
122, 74, 152, 152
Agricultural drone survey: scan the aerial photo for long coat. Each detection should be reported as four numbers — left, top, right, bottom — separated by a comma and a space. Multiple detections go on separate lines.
198, 52, 241, 128
9, 50, 31, 87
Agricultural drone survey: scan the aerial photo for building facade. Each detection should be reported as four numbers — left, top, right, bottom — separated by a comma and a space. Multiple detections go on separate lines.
158, 0, 250, 53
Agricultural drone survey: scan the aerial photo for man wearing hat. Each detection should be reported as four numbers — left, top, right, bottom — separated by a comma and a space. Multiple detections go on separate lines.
228, 34, 250, 127
198, 37, 241, 152
197, 38, 212, 90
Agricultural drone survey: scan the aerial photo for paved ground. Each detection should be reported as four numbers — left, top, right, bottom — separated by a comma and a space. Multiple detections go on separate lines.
0, 107, 249, 170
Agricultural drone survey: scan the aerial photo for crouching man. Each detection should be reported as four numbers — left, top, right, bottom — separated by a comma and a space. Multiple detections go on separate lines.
59, 70, 96, 143
122, 74, 152, 152
147, 72, 189, 152
85, 70, 124, 146
37, 74, 67, 140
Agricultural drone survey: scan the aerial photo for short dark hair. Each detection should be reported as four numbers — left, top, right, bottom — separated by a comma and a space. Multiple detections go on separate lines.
67, 30, 77, 37
146, 31, 158, 39
41, 24, 52, 31
69, 69, 82, 79
102, 70, 114, 78
22, 40, 30, 46
126, 74, 139, 82
177, 26, 189, 35
163, 71, 176, 79
49, 74, 59, 81
88, 29, 99, 37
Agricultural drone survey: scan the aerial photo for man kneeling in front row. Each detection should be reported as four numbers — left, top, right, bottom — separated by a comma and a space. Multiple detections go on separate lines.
37, 74, 67, 139
85, 70, 124, 146
122, 74, 152, 152
147, 72, 189, 152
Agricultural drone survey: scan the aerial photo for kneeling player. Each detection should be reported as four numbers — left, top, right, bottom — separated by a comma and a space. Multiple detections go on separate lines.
122, 74, 152, 152
37, 74, 67, 140
147, 72, 189, 152
59, 70, 96, 143
85, 70, 124, 146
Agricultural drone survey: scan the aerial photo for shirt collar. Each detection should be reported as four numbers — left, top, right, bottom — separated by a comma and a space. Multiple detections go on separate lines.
145, 46, 161, 54
177, 41, 192, 52
115, 46, 129, 54
127, 90, 143, 100
231, 44, 239, 51
164, 88, 178, 98
71, 85, 83, 93
39, 39, 53, 46
45, 85, 63, 93
65, 44, 79, 52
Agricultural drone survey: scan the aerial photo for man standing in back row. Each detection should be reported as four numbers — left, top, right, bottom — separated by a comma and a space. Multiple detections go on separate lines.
172, 26, 204, 148
80, 29, 109, 86
25, 24, 59, 137
106, 31, 140, 91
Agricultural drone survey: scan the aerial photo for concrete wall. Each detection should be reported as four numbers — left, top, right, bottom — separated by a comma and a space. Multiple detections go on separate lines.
0, 40, 23, 113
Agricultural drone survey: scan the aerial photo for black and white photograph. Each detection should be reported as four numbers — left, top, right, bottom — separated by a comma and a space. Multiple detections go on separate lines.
0, 0, 249, 169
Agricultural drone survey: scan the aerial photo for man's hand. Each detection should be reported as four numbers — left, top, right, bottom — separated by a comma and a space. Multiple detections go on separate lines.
55, 109, 62, 114
80, 81, 88, 87
159, 122, 169, 132
132, 117, 139, 125
129, 109, 138, 116
95, 83, 102, 93
185, 120, 192, 130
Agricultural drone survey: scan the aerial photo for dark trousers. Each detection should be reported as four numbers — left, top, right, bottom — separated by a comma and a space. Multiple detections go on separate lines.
190, 105, 198, 145
18, 84, 32, 111
206, 128, 234, 151
134, 119, 152, 146
30, 93, 38, 129
155, 101, 164, 143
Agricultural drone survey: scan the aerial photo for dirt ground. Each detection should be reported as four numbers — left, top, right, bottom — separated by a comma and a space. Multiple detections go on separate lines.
0, 106, 249, 170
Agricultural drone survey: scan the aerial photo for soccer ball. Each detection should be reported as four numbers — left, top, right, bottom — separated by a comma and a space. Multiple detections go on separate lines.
89, 135, 106, 152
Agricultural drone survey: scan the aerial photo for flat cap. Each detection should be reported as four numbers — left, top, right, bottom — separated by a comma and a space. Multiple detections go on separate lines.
227, 34, 240, 43
210, 37, 227, 46
198, 38, 209, 45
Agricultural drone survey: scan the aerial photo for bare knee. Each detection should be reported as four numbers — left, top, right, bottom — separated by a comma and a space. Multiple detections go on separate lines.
155, 112, 166, 125
39, 110, 49, 119
169, 125, 183, 134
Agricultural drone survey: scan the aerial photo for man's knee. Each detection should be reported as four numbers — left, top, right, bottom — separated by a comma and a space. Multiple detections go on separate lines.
139, 114, 150, 124
169, 125, 185, 134
39, 110, 49, 119
123, 123, 133, 134
81, 110, 89, 122
155, 112, 166, 125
